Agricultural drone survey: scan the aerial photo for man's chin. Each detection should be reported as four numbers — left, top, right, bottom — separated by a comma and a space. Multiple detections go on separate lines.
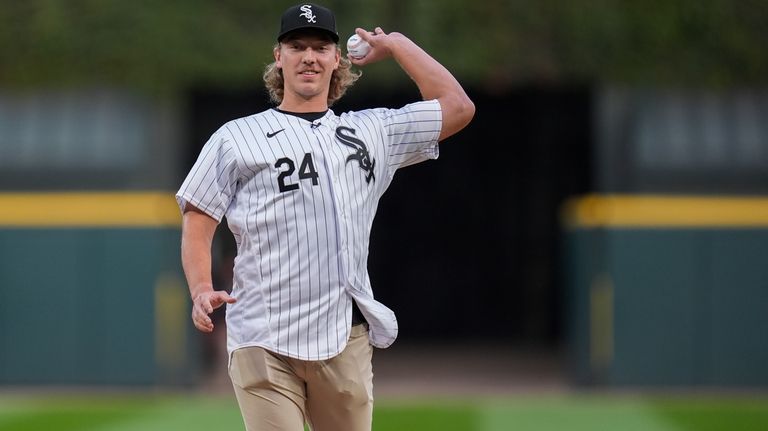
295, 87, 327, 101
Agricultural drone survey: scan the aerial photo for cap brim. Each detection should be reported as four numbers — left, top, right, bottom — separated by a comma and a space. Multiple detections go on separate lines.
278, 26, 339, 43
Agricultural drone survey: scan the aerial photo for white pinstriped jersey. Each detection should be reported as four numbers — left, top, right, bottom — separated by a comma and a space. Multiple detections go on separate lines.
177, 99, 442, 360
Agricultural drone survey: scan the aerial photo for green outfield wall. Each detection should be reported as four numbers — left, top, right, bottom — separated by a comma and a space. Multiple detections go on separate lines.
0, 193, 196, 386
564, 195, 768, 387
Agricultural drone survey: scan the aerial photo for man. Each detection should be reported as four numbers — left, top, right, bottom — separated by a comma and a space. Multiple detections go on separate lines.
177, 3, 474, 430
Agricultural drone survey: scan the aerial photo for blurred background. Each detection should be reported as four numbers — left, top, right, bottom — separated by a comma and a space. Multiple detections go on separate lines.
1, 0, 767, 430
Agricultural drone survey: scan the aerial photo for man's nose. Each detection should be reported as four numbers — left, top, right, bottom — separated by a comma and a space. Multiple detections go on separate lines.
302, 48, 317, 63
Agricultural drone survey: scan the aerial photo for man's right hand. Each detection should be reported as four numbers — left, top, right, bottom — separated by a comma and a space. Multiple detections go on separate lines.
191, 290, 237, 332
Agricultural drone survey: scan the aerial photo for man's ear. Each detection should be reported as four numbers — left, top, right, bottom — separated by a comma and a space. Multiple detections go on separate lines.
334, 47, 340, 69
274, 45, 282, 68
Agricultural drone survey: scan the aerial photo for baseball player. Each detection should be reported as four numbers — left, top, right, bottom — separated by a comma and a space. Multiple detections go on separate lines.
177, 3, 474, 430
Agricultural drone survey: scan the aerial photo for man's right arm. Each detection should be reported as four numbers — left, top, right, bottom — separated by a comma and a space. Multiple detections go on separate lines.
181, 203, 236, 332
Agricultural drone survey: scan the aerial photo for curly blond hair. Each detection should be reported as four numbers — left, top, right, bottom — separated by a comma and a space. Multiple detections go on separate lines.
263, 43, 361, 107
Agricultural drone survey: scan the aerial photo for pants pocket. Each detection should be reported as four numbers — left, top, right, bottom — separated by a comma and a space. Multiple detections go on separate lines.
229, 347, 274, 390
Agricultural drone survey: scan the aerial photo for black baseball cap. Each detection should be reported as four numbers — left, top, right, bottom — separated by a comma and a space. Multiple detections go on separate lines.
278, 3, 339, 43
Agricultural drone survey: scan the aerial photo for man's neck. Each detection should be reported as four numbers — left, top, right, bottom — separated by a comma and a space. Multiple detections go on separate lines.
279, 94, 329, 113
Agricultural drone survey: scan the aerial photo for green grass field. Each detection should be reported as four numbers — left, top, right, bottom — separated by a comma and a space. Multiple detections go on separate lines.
1, 393, 767, 431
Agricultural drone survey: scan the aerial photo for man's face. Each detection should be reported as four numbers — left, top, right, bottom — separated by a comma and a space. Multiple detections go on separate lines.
275, 32, 340, 105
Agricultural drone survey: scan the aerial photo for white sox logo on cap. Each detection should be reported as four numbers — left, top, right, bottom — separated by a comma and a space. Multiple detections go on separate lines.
278, 3, 338, 42
299, 5, 316, 23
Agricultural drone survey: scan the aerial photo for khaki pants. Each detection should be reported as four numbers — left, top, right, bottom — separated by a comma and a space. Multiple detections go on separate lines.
229, 324, 373, 431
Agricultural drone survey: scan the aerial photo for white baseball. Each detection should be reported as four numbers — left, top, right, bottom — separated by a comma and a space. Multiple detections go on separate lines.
346, 34, 370, 59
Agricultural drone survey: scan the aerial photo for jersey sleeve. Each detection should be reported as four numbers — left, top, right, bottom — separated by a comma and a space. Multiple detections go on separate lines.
175, 128, 240, 222
378, 99, 443, 172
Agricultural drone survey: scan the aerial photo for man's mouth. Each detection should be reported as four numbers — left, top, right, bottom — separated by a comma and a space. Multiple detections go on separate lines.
300, 70, 319, 76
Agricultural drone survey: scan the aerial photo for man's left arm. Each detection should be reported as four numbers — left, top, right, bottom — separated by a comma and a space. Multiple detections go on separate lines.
349, 27, 475, 141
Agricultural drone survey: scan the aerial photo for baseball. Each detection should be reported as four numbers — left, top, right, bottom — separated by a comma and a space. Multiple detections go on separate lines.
346, 34, 370, 59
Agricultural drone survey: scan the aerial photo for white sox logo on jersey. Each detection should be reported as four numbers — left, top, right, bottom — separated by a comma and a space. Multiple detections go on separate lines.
335, 126, 376, 184
299, 5, 316, 23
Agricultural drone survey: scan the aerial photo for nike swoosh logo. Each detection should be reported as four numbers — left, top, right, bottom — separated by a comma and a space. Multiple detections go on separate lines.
266, 129, 285, 138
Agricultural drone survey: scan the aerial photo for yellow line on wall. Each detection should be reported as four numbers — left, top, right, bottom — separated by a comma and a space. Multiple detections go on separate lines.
563, 194, 768, 228
0, 192, 181, 227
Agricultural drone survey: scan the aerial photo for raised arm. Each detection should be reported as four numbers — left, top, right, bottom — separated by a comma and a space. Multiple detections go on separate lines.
181, 204, 236, 332
350, 27, 475, 141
